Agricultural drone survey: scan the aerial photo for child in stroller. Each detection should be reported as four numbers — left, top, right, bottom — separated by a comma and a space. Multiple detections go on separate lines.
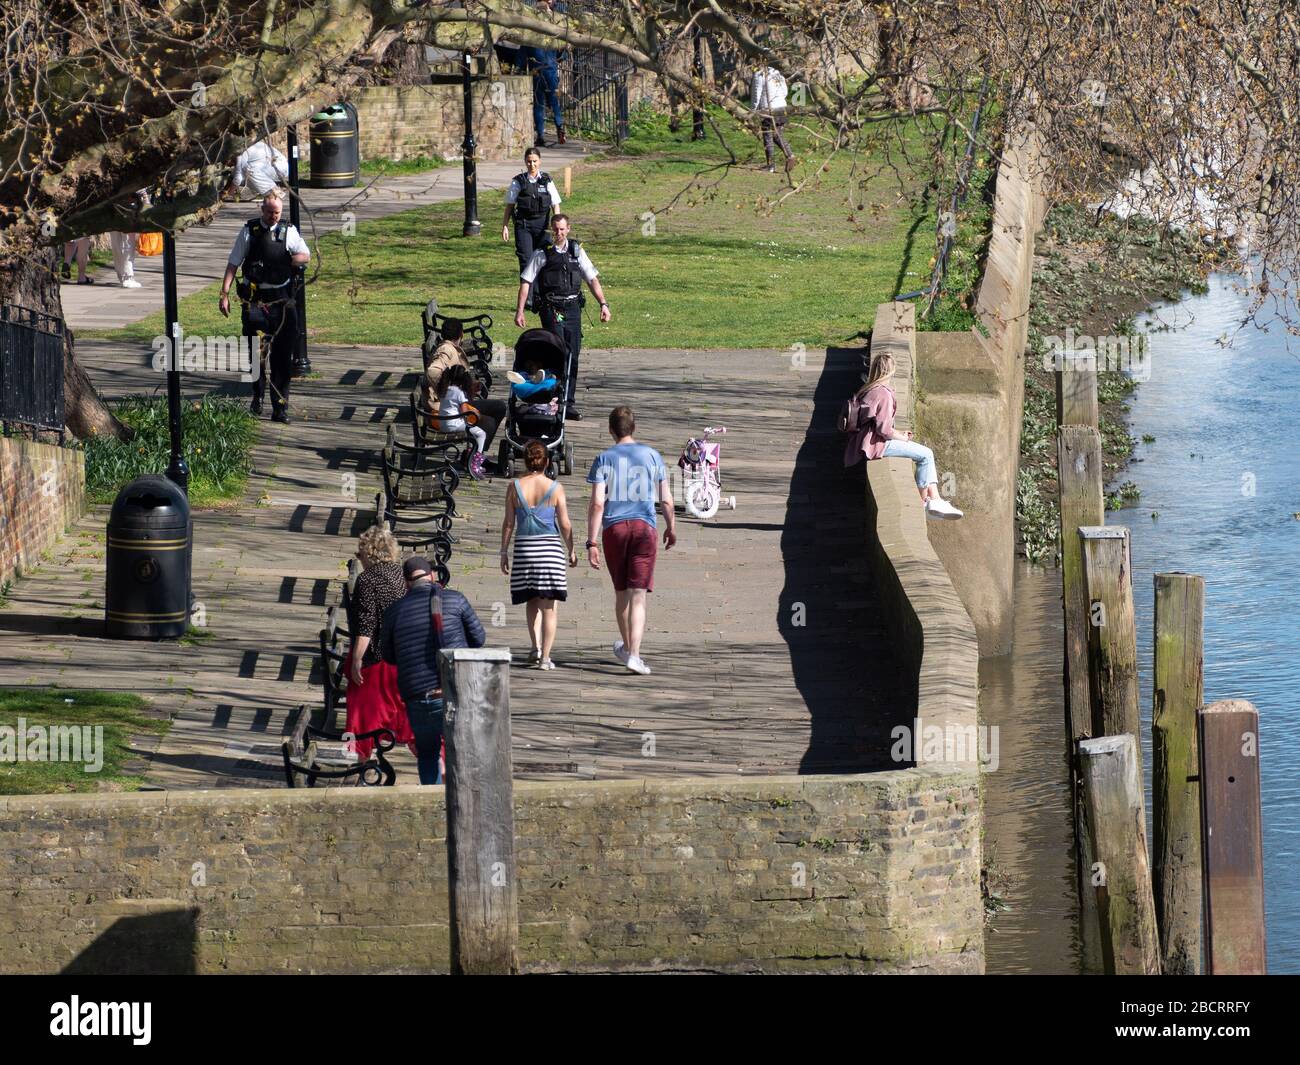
497, 328, 577, 478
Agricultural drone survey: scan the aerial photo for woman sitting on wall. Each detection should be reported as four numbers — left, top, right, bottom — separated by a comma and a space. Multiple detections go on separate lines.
843, 351, 964, 520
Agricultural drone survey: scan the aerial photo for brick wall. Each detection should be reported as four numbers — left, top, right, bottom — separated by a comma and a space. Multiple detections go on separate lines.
350, 79, 532, 163
0, 769, 982, 974
0, 436, 85, 586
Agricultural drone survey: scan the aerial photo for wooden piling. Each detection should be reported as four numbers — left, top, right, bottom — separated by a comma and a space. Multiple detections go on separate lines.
1055, 366, 1099, 429
1152, 573, 1204, 975
1078, 734, 1161, 975
1079, 526, 1140, 742
1058, 427, 1104, 750
564, 166, 572, 198
1198, 699, 1267, 974
441, 646, 518, 975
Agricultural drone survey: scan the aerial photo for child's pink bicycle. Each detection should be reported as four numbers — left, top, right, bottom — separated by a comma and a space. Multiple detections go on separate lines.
678, 425, 736, 519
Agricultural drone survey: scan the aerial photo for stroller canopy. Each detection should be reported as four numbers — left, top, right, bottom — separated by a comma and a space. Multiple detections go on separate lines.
514, 327, 569, 377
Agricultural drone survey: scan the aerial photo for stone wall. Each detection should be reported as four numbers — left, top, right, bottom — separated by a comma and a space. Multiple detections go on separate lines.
0, 436, 85, 586
916, 126, 1047, 655
863, 304, 981, 766
349, 79, 532, 163
0, 769, 982, 974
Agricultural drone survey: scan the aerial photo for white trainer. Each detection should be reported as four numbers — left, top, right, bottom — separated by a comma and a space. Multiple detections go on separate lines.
506, 370, 526, 385
925, 497, 964, 520
121, 278, 142, 289
540, 658, 556, 671
626, 655, 652, 675
613, 640, 630, 664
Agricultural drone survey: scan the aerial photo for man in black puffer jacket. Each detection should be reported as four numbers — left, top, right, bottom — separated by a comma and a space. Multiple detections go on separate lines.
381, 556, 486, 784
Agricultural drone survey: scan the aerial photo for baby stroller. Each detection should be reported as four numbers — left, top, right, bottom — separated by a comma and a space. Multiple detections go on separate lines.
678, 426, 736, 519
496, 327, 575, 479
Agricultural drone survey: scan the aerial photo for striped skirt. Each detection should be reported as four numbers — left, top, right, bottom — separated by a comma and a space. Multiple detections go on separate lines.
510, 534, 569, 604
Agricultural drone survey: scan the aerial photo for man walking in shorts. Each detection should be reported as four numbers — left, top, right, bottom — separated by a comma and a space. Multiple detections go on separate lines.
586, 405, 676, 675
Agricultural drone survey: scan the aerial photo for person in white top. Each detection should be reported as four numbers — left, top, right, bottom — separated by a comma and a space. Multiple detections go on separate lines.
110, 189, 150, 289
514, 214, 610, 421
225, 140, 290, 198
502, 147, 562, 312
751, 65, 796, 173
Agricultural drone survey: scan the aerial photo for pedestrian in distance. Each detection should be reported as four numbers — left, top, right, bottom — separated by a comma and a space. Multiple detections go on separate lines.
514, 213, 610, 421
752, 63, 796, 173
224, 139, 290, 199
586, 405, 677, 676
500, 439, 579, 670
502, 147, 562, 312
520, 4, 566, 148
219, 191, 310, 423
842, 351, 964, 519
381, 555, 486, 785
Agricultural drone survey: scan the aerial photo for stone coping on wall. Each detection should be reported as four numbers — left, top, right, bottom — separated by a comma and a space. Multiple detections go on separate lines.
865, 303, 980, 764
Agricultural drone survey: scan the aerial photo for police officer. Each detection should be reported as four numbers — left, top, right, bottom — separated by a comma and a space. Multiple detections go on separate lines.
219, 191, 310, 422
515, 213, 610, 421
501, 147, 561, 312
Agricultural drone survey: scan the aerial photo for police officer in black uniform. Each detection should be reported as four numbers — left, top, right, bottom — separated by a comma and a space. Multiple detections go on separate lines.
515, 214, 610, 421
501, 148, 562, 312
219, 191, 310, 423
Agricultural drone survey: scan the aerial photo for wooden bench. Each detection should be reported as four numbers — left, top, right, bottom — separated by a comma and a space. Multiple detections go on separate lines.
280, 703, 397, 788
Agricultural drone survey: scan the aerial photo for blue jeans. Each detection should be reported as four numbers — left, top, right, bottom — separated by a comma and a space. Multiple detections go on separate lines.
532, 68, 563, 139
405, 697, 445, 785
882, 439, 937, 489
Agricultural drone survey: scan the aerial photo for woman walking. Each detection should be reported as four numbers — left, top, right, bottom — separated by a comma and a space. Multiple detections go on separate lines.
500, 439, 578, 669
844, 352, 964, 519
502, 147, 562, 310
346, 525, 414, 758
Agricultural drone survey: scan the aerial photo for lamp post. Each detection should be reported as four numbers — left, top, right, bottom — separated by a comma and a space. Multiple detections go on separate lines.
461, 51, 482, 237
691, 29, 706, 140
162, 230, 189, 491
286, 123, 312, 376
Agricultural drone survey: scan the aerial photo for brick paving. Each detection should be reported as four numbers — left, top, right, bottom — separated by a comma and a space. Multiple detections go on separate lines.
0, 337, 903, 788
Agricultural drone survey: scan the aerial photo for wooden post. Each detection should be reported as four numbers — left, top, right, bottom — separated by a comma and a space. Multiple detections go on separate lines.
1079, 526, 1139, 742
563, 166, 571, 198
441, 646, 517, 975
1198, 699, 1266, 974
1152, 573, 1204, 975
1078, 734, 1161, 974
1055, 366, 1098, 429
1058, 427, 1104, 749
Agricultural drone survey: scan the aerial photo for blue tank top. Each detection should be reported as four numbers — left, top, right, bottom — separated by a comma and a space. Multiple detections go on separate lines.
514, 480, 559, 537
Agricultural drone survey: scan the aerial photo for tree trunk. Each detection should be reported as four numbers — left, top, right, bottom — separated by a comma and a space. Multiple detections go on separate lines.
0, 249, 133, 442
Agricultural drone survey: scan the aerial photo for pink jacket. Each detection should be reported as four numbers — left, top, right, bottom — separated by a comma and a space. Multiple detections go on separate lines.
843, 383, 896, 466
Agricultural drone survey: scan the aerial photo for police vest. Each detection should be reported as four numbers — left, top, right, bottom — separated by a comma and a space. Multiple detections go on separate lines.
537, 241, 583, 299
241, 218, 293, 288
514, 172, 553, 221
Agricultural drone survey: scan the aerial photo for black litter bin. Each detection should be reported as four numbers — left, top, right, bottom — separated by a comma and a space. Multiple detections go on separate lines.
105, 475, 192, 639
309, 102, 359, 188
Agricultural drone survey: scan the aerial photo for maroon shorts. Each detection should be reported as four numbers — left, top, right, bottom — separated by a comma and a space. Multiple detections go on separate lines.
602, 520, 658, 592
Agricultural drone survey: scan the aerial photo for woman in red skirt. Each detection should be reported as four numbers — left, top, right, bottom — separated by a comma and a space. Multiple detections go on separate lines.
346, 525, 413, 758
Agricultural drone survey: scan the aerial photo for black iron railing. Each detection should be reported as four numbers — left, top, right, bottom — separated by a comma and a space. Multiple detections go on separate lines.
559, 51, 631, 144
0, 304, 65, 432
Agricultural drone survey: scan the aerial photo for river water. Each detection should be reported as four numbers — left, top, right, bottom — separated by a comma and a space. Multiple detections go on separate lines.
984, 274, 1298, 974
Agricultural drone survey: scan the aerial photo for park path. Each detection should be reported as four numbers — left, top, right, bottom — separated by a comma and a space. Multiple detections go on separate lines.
60, 143, 593, 333
0, 336, 901, 788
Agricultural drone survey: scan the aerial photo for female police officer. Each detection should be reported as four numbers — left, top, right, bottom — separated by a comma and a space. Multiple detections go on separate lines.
502, 148, 562, 311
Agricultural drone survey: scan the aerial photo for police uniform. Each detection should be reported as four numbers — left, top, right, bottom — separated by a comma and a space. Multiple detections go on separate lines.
507, 171, 561, 309
521, 238, 598, 410
227, 216, 309, 417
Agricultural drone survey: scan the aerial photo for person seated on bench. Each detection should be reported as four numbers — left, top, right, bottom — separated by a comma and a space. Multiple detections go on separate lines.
425, 317, 471, 399
843, 351, 963, 520
437, 365, 498, 480
346, 525, 413, 759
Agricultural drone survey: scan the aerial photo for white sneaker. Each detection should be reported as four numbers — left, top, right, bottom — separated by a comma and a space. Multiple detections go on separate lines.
613, 640, 630, 664
539, 658, 556, 671
926, 497, 964, 520
530, 369, 546, 384
121, 278, 142, 289
626, 655, 651, 675
506, 370, 526, 385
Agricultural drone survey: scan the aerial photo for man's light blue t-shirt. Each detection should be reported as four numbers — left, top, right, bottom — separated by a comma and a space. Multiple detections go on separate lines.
587, 442, 667, 529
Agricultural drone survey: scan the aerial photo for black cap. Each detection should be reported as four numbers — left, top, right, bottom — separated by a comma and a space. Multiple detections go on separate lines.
403, 556, 432, 580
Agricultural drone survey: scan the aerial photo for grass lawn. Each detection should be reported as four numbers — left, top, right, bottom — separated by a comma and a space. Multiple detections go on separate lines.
82, 393, 258, 508
102, 110, 948, 351
0, 687, 170, 795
